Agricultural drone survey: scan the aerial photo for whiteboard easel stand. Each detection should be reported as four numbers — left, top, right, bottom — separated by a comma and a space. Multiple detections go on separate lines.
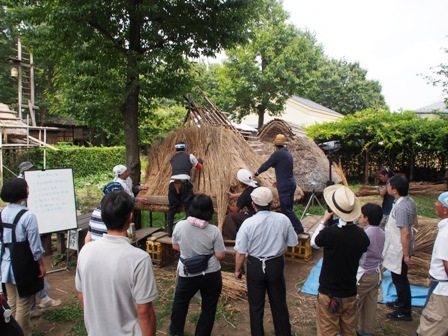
47, 230, 72, 274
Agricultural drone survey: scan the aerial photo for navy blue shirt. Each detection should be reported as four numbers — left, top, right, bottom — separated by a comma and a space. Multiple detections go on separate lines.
257, 147, 296, 193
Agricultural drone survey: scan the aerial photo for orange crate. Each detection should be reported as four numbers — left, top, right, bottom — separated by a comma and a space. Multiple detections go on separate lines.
146, 240, 177, 267
285, 233, 312, 262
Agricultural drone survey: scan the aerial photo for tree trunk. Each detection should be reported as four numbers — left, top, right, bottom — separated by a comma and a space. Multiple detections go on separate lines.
257, 106, 265, 130
124, 2, 143, 187
364, 147, 370, 185
122, 55, 141, 187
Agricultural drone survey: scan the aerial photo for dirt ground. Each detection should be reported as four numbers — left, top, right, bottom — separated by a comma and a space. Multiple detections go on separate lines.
31, 219, 438, 335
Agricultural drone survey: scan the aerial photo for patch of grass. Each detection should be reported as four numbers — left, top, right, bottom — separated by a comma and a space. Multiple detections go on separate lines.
376, 321, 403, 335
52, 253, 66, 266
154, 276, 176, 328
295, 203, 325, 218
44, 302, 83, 323
41, 301, 87, 336
411, 195, 438, 218
68, 320, 88, 336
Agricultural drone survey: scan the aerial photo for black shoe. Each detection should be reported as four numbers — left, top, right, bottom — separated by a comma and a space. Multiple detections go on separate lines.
385, 301, 399, 310
387, 311, 412, 321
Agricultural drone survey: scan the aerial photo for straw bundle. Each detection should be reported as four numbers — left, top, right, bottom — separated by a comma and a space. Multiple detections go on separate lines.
154, 268, 247, 302
221, 272, 248, 302
139, 125, 278, 229
408, 217, 439, 287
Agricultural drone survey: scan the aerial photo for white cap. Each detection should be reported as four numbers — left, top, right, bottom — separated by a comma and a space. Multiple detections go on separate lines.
113, 164, 127, 177
237, 169, 258, 188
251, 187, 273, 206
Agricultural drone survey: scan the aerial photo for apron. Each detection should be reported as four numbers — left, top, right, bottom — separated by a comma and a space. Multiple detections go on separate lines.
382, 198, 403, 274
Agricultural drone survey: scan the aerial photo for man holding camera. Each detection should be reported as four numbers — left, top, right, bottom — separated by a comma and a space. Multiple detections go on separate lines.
311, 184, 369, 336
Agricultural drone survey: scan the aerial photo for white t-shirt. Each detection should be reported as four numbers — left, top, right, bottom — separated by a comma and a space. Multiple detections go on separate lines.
172, 219, 225, 277
430, 218, 448, 296
76, 234, 158, 335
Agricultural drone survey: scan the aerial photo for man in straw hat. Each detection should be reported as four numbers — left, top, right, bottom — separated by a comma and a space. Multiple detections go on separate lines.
234, 187, 298, 336
222, 168, 259, 240
311, 184, 369, 336
167, 142, 203, 237
417, 191, 448, 335
382, 175, 416, 322
254, 134, 304, 234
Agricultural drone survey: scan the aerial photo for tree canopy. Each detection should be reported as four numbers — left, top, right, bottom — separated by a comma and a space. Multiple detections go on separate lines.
3, 0, 264, 183
306, 109, 448, 182
206, 0, 325, 129
308, 58, 388, 115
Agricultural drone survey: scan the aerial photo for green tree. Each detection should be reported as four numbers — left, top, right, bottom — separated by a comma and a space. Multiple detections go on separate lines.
4, 0, 263, 183
306, 109, 448, 182
215, 0, 325, 129
0, 7, 18, 107
309, 58, 388, 115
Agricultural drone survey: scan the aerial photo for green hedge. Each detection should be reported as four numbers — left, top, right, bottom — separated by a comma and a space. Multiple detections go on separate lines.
3, 144, 126, 179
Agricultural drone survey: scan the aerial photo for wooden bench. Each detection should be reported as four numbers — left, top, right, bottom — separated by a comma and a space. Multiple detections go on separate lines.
135, 195, 218, 227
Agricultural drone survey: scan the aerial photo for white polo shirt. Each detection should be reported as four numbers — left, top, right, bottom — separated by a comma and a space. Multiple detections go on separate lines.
430, 218, 448, 296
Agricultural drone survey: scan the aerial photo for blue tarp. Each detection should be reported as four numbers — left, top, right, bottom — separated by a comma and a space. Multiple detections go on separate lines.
301, 258, 429, 307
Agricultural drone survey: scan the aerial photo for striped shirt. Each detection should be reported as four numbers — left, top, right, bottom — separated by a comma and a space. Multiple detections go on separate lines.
390, 196, 416, 255
88, 207, 107, 241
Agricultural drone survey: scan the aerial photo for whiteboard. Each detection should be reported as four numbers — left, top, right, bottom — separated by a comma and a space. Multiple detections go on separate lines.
24, 169, 78, 234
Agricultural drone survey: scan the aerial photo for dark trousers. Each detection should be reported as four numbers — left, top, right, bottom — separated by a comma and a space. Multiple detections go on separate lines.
170, 271, 222, 336
279, 188, 303, 231
247, 256, 292, 336
222, 212, 249, 240
391, 259, 412, 315
167, 180, 194, 234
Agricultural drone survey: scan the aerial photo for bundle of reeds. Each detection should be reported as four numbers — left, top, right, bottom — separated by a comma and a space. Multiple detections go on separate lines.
414, 221, 438, 255
408, 251, 432, 287
154, 268, 247, 302
408, 218, 439, 287
139, 125, 278, 228
221, 272, 248, 302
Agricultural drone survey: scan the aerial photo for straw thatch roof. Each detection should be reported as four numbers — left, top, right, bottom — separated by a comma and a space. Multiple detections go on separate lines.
258, 119, 342, 192
138, 125, 285, 229
0, 103, 27, 139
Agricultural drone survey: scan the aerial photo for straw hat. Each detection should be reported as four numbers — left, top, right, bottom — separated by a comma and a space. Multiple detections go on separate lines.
323, 184, 361, 222
273, 134, 287, 146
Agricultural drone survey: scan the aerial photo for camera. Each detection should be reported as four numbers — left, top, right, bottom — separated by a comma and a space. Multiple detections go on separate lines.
318, 140, 341, 152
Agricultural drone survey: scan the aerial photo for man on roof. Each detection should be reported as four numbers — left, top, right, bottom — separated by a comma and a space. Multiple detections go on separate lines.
254, 134, 304, 234
167, 142, 203, 237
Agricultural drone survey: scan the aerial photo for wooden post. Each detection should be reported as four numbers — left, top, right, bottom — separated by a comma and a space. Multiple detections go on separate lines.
56, 232, 66, 255
41, 233, 52, 256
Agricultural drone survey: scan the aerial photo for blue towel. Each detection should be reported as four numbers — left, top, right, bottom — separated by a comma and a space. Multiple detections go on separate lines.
301, 258, 429, 307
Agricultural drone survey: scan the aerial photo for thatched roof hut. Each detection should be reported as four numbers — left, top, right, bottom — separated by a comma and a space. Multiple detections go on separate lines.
137, 125, 291, 229
0, 103, 27, 141
258, 119, 342, 193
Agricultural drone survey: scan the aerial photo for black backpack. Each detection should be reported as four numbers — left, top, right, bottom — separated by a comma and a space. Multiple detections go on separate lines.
0, 210, 44, 297
0, 292, 25, 336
